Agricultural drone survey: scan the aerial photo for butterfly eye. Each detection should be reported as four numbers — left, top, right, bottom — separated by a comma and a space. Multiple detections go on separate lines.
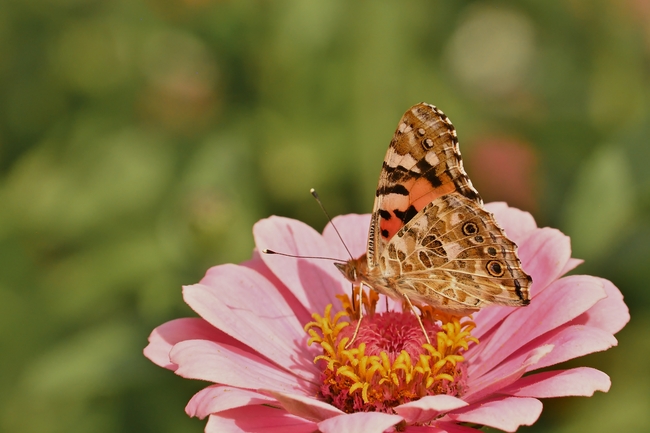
462, 222, 479, 236
486, 260, 505, 277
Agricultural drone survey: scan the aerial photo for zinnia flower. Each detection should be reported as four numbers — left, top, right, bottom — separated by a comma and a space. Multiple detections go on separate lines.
144, 202, 629, 433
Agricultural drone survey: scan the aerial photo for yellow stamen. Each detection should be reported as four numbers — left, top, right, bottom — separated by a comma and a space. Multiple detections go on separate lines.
304, 290, 478, 413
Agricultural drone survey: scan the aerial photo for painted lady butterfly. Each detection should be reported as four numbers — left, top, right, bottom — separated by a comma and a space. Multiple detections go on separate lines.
336, 103, 531, 322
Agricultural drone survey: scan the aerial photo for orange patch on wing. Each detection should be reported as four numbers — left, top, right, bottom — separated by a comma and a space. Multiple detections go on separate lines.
379, 216, 402, 240
378, 178, 457, 241
378, 190, 410, 240
410, 179, 456, 211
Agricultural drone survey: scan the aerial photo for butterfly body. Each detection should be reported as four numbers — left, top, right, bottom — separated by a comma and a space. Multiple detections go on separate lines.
337, 103, 531, 315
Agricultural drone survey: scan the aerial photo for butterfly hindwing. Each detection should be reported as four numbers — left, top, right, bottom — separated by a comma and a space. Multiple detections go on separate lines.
378, 192, 530, 312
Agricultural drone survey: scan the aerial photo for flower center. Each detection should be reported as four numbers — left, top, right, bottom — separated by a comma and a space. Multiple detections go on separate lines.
305, 288, 478, 414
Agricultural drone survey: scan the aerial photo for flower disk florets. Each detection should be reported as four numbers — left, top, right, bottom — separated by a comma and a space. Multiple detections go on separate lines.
305, 287, 478, 414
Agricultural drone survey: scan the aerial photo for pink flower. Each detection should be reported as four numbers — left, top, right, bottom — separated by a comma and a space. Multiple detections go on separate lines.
144, 203, 629, 433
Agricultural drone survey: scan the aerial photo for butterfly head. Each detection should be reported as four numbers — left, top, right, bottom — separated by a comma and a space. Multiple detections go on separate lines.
334, 254, 367, 285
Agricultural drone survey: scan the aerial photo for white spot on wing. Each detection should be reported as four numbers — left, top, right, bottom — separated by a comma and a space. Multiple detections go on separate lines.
425, 151, 440, 167
399, 153, 418, 169
444, 242, 463, 259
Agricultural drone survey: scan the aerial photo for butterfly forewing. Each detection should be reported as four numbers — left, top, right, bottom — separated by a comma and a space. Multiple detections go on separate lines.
369, 103, 482, 270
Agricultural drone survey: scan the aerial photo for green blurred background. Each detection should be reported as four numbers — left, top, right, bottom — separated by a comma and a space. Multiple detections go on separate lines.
1, 0, 648, 432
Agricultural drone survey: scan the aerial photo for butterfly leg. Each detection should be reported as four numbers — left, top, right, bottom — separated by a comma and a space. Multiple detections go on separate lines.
345, 283, 366, 349
402, 294, 432, 345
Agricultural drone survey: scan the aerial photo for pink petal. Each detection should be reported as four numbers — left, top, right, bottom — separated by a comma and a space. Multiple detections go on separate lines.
186, 386, 275, 419
573, 278, 629, 334
170, 340, 310, 394
484, 201, 537, 246
464, 345, 553, 403
447, 396, 542, 432
471, 305, 520, 342
430, 422, 485, 433
206, 406, 317, 433
322, 214, 371, 259
184, 264, 319, 380
394, 395, 468, 424
254, 216, 347, 314
241, 251, 312, 325
318, 412, 404, 433
526, 325, 618, 370
406, 423, 482, 433
262, 390, 344, 422
143, 318, 245, 371
467, 324, 615, 397
517, 227, 572, 296
560, 258, 584, 275
501, 367, 611, 398
468, 275, 606, 377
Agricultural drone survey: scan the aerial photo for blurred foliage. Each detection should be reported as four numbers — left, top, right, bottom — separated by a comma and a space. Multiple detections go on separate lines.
0, 0, 648, 432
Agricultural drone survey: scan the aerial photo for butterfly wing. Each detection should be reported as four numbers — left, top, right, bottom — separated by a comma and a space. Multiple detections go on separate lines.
379, 192, 531, 312
342, 102, 531, 314
368, 103, 481, 270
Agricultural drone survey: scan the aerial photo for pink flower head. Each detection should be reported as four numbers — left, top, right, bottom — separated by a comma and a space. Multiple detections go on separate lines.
144, 203, 629, 433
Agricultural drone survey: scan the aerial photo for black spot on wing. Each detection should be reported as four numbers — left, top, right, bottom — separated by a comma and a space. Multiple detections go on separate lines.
456, 183, 481, 202
425, 169, 444, 188
514, 279, 523, 299
382, 163, 414, 184
377, 184, 409, 196
379, 209, 391, 220
415, 158, 444, 188
393, 205, 418, 225
415, 158, 433, 173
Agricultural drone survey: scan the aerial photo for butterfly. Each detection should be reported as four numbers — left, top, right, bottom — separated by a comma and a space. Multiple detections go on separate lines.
335, 103, 531, 338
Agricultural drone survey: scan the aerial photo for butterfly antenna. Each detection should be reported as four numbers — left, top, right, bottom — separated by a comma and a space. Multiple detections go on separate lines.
310, 188, 354, 260
262, 249, 343, 262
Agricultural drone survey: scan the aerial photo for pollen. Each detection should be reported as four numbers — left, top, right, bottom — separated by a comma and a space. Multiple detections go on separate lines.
304, 287, 478, 414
